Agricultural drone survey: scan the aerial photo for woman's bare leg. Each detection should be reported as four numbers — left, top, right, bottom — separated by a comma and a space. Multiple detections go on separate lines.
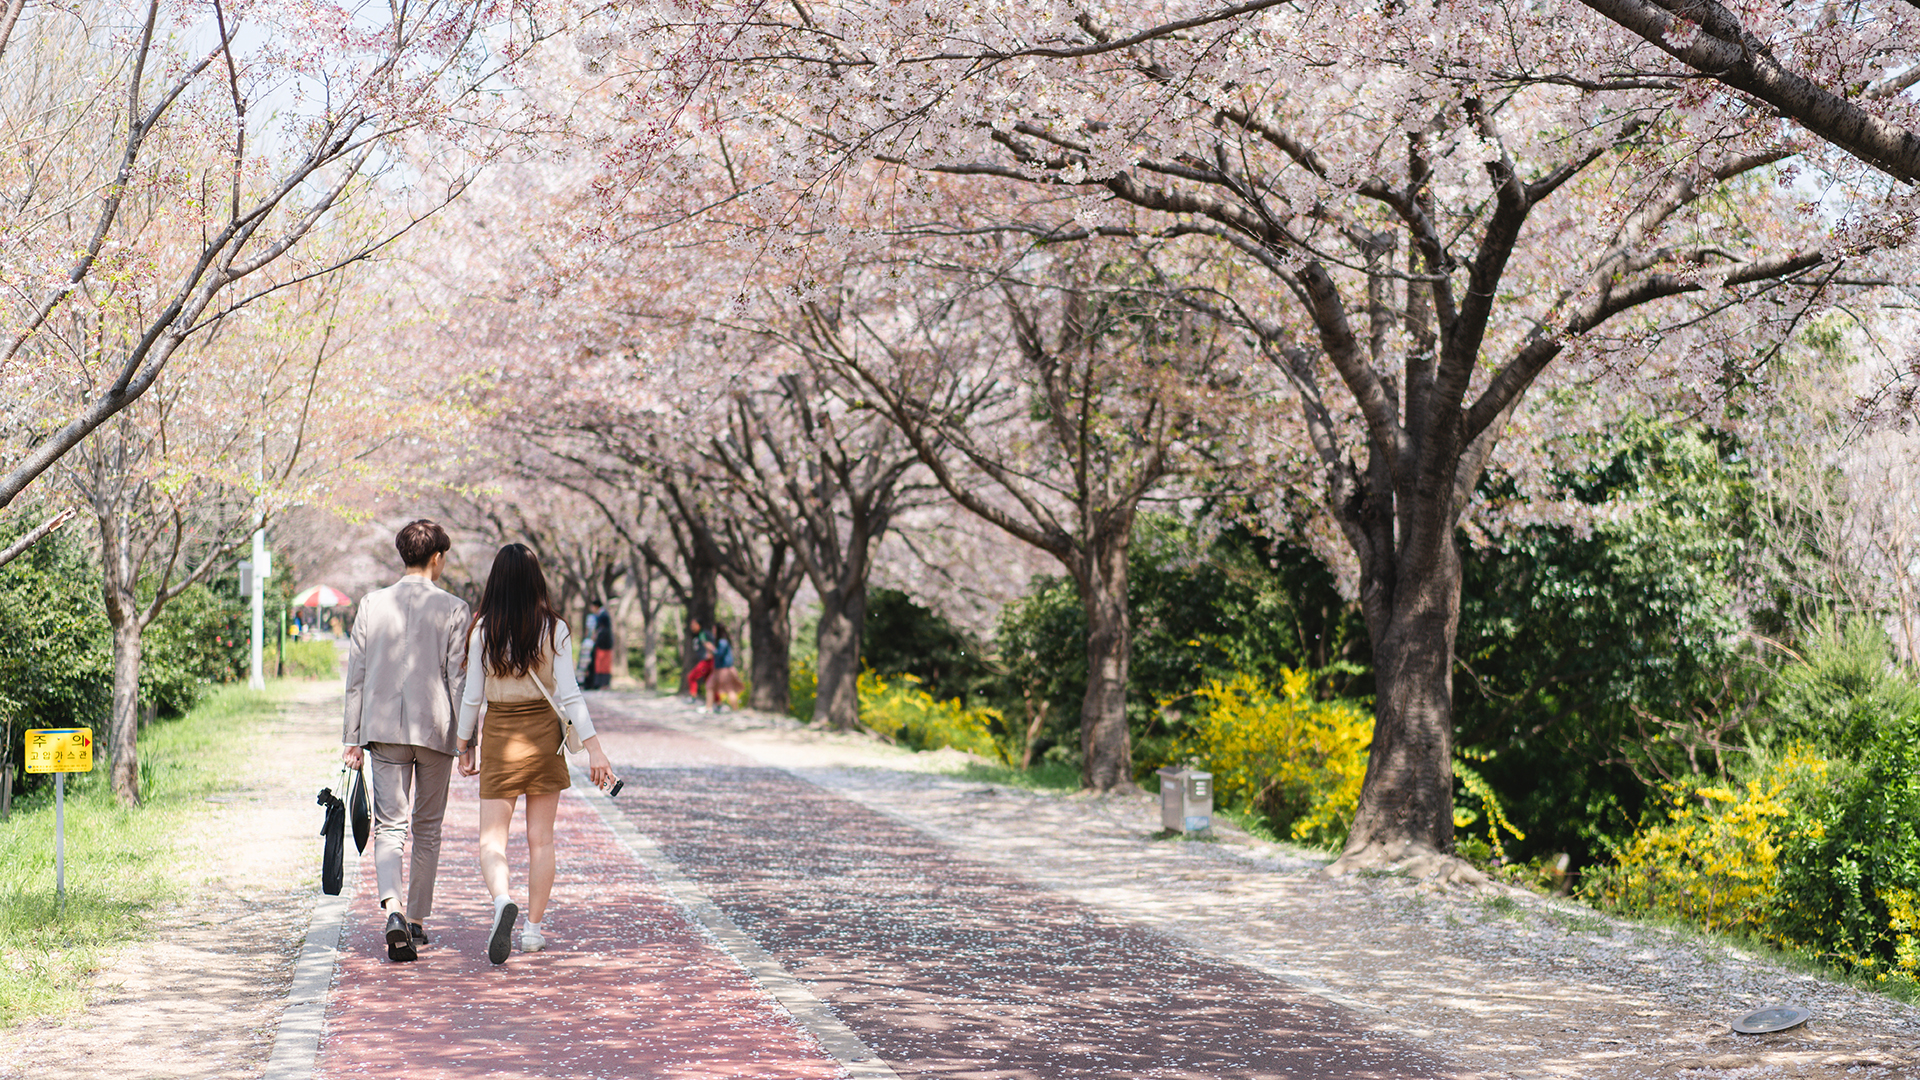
524, 791, 561, 922
479, 796, 517, 900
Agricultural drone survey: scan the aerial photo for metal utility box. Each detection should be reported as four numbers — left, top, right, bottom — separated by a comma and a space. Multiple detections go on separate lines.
1157, 766, 1213, 832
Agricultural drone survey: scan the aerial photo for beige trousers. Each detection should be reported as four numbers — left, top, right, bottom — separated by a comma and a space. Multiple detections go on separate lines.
365, 742, 454, 921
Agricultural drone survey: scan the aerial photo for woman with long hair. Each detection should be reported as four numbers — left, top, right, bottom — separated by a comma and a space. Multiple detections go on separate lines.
455, 543, 614, 964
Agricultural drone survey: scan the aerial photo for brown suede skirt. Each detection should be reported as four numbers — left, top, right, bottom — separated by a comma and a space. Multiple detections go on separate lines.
478, 698, 570, 800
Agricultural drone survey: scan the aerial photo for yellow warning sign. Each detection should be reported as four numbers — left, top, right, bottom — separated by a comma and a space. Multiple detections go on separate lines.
24, 728, 93, 773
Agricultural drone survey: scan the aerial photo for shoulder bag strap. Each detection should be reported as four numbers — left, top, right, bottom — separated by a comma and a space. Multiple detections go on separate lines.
528, 635, 585, 755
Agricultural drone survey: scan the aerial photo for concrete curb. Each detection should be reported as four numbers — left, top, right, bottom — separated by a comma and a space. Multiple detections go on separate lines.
261, 842, 359, 1080
570, 767, 902, 1080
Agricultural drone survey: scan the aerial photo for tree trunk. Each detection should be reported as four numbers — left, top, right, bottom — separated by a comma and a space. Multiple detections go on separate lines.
628, 552, 661, 690
641, 618, 660, 689
610, 588, 637, 688
1076, 533, 1136, 793
813, 580, 866, 730
747, 589, 792, 714
681, 552, 719, 680
107, 617, 143, 805
1341, 532, 1462, 859
1019, 690, 1049, 770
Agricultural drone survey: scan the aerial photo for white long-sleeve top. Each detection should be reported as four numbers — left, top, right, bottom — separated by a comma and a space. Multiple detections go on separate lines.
456, 619, 597, 743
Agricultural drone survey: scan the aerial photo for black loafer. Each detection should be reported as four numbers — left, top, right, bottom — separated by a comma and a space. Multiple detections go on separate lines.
410, 922, 429, 948
385, 912, 418, 962
488, 901, 518, 965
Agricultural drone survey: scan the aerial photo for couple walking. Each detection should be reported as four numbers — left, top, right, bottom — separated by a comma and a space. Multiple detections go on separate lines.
342, 521, 614, 965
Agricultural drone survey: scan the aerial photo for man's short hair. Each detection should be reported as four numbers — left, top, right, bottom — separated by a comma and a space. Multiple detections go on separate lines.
395, 520, 451, 567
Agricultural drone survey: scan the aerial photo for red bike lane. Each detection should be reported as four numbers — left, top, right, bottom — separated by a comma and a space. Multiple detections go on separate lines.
312, 769, 845, 1079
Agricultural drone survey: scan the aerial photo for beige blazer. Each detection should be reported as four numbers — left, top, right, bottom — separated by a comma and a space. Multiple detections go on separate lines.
343, 576, 472, 755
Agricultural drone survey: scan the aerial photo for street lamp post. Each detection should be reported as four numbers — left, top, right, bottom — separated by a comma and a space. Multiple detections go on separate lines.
249, 522, 268, 689
248, 429, 268, 690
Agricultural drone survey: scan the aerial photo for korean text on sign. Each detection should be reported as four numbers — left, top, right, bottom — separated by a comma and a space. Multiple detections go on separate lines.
24, 728, 93, 773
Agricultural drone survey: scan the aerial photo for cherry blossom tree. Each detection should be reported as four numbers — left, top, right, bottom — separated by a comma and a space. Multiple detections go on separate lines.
523, 413, 809, 708
696, 363, 927, 729
788, 261, 1253, 789
584, 0, 1901, 866
61, 274, 453, 803
0, 0, 544, 533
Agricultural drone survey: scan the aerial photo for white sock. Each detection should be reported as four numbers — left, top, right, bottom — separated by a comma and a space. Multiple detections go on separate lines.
494, 895, 514, 916
525, 920, 543, 932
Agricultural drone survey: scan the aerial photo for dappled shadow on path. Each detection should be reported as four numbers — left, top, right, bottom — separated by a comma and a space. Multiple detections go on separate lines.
615, 749, 1462, 1080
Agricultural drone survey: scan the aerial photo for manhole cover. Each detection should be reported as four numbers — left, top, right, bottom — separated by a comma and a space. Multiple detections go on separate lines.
1732, 1005, 1811, 1034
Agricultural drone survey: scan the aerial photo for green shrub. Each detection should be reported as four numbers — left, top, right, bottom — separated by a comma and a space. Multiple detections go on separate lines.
1775, 718, 1920, 984
863, 588, 996, 702
1765, 618, 1920, 754
631, 642, 682, 692
0, 522, 112, 730
0, 524, 112, 805
281, 638, 339, 679
991, 515, 1367, 773
1455, 419, 1753, 867
141, 584, 249, 716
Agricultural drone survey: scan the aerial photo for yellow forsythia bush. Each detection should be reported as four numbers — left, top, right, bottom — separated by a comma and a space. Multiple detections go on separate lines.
1176, 669, 1372, 845
1594, 745, 1828, 936
859, 669, 1005, 760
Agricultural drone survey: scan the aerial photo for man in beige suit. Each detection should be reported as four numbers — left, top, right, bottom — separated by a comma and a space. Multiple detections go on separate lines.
343, 520, 471, 963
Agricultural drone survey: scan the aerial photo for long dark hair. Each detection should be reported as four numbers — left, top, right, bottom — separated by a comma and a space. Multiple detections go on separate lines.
467, 543, 559, 678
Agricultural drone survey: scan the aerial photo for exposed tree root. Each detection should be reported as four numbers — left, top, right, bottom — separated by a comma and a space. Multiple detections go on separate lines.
1324, 839, 1497, 890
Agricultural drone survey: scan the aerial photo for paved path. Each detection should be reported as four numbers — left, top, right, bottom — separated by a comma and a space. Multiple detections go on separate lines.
314, 768, 842, 1079
308, 698, 1456, 1080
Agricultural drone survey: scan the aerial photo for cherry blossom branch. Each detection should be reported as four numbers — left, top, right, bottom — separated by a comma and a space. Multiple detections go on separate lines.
0, 507, 76, 571
1576, 0, 1920, 182
0, 0, 26, 65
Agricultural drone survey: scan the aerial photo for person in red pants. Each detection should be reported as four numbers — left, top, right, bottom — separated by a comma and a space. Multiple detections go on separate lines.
683, 617, 715, 702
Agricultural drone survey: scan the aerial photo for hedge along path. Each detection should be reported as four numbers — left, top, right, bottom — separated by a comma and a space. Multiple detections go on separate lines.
592, 690, 1920, 1079
0, 680, 345, 1080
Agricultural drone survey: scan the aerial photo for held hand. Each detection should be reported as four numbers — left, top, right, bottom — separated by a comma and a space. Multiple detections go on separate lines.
457, 746, 479, 777
588, 748, 613, 791
342, 745, 363, 769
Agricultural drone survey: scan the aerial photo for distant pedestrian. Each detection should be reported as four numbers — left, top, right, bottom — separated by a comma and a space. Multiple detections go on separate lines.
591, 601, 615, 689
683, 617, 714, 702
707, 623, 744, 711
342, 519, 471, 963
455, 543, 614, 964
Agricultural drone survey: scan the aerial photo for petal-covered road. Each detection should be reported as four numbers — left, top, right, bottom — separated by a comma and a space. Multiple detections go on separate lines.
312, 695, 1460, 1080
314, 767, 843, 1079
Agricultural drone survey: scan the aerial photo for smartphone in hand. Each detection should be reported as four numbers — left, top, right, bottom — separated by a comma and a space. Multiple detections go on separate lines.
604, 777, 624, 798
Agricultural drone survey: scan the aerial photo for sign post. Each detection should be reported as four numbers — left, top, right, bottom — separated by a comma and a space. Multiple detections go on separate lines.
24, 727, 93, 908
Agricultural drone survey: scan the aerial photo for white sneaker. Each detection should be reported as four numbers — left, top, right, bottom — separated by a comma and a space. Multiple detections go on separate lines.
520, 923, 546, 953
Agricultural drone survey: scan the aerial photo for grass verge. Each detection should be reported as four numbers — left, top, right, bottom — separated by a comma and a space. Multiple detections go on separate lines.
0, 683, 287, 1025
942, 759, 1084, 793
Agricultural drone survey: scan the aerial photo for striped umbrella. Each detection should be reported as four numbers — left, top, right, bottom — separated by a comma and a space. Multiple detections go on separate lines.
292, 584, 352, 608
